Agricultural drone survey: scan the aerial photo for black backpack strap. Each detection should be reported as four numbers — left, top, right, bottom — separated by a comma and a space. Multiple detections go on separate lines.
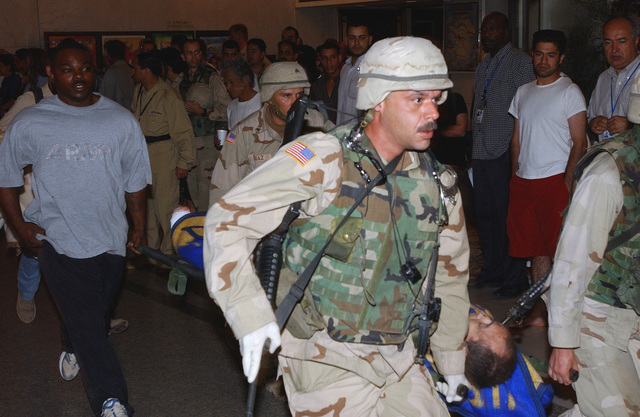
31, 86, 44, 103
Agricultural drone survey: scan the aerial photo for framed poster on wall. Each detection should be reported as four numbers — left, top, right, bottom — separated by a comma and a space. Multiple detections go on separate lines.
196, 31, 228, 62
150, 31, 195, 50
444, 3, 479, 71
45, 33, 99, 65
101, 33, 147, 65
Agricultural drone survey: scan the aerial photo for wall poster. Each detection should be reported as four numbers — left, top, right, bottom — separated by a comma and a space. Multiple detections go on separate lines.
444, 3, 479, 71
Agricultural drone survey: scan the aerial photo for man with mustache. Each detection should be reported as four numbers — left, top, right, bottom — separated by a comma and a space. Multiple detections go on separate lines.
208, 61, 332, 207
506, 30, 587, 325
471, 12, 534, 299
204, 36, 470, 416
0, 38, 151, 417
588, 15, 640, 142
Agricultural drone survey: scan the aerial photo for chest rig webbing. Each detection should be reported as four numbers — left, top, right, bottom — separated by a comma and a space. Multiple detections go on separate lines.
281, 128, 447, 344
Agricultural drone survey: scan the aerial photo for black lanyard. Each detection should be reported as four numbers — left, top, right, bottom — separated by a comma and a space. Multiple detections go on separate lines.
135, 87, 159, 120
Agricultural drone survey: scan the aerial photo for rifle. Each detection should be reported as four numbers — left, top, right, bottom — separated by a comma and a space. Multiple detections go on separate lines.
245, 95, 316, 417
501, 269, 579, 382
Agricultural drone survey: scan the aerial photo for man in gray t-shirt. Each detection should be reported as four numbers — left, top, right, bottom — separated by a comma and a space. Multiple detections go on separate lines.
0, 40, 151, 417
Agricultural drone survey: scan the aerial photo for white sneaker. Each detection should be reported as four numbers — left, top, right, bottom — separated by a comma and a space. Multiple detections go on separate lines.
58, 352, 79, 381
101, 398, 128, 417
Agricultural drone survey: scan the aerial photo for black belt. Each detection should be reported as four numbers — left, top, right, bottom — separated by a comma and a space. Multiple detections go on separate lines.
145, 134, 171, 144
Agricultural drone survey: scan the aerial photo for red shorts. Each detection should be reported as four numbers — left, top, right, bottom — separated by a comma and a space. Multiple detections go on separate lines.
507, 174, 569, 258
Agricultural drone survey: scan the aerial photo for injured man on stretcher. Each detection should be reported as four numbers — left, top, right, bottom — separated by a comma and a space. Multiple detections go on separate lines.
163, 209, 554, 416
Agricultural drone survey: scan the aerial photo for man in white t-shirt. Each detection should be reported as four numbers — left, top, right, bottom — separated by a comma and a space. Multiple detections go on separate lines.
222, 59, 261, 130
506, 30, 587, 305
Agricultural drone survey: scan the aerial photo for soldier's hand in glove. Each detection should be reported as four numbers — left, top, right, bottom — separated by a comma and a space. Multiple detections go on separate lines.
436, 373, 469, 403
239, 322, 281, 383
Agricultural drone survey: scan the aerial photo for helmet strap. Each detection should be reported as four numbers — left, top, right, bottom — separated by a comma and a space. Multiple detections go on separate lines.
269, 100, 288, 121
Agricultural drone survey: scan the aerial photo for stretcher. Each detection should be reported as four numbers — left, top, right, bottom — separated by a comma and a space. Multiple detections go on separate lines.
140, 212, 557, 416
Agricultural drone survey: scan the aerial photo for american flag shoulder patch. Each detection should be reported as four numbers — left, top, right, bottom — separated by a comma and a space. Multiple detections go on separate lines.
285, 142, 316, 166
226, 132, 236, 144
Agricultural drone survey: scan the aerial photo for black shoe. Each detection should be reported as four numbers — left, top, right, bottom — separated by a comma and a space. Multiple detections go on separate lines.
492, 285, 527, 300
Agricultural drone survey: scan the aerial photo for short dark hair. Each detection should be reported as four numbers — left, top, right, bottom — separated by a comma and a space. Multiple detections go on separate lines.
137, 51, 163, 77
14, 48, 28, 61
278, 40, 297, 53
316, 40, 340, 56
229, 24, 248, 41
0, 54, 14, 68
140, 39, 157, 50
283, 26, 299, 39
105, 40, 126, 60
160, 47, 187, 75
603, 14, 640, 41
346, 18, 370, 33
247, 38, 266, 53
222, 39, 240, 52
485, 11, 509, 30
48, 38, 90, 67
221, 58, 255, 88
532, 30, 566, 56
171, 34, 189, 50
465, 335, 517, 389
182, 38, 201, 53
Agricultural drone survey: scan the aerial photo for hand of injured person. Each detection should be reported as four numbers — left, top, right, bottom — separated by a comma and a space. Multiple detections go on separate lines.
239, 322, 281, 383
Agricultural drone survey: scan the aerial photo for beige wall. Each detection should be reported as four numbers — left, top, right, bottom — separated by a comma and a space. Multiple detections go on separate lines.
0, 0, 338, 56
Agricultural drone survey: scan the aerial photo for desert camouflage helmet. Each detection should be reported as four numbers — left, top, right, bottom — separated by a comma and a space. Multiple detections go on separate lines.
259, 61, 310, 103
186, 83, 215, 110
356, 36, 453, 110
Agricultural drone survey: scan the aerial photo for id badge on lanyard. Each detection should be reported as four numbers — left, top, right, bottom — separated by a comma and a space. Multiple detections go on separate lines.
475, 106, 485, 124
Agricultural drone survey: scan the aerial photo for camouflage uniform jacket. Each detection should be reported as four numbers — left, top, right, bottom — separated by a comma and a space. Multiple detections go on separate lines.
548, 138, 626, 348
204, 129, 470, 379
582, 134, 640, 313
179, 63, 231, 131
209, 102, 334, 205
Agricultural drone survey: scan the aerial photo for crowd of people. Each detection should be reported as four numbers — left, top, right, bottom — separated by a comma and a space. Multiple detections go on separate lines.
0, 10, 639, 417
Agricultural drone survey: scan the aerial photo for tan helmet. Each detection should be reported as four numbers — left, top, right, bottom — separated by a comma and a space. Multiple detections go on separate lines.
259, 62, 310, 103
356, 36, 453, 110
186, 83, 215, 109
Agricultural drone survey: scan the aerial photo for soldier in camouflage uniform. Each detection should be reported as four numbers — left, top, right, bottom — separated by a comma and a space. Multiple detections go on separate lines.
208, 61, 333, 207
179, 39, 231, 210
204, 37, 470, 416
547, 77, 640, 417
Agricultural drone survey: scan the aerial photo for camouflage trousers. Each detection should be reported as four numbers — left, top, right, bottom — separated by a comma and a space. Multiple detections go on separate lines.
278, 347, 449, 416
561, 298, 640, 417
187, 135, 218, 211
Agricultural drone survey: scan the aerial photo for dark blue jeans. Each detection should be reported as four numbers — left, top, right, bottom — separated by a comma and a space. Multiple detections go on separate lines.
39, 242, 132, 416
472, 152, 527, 289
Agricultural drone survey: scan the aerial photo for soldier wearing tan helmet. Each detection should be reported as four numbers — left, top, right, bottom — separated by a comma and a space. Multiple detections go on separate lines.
204, 37, 470, 415
208, 61, 333, 207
